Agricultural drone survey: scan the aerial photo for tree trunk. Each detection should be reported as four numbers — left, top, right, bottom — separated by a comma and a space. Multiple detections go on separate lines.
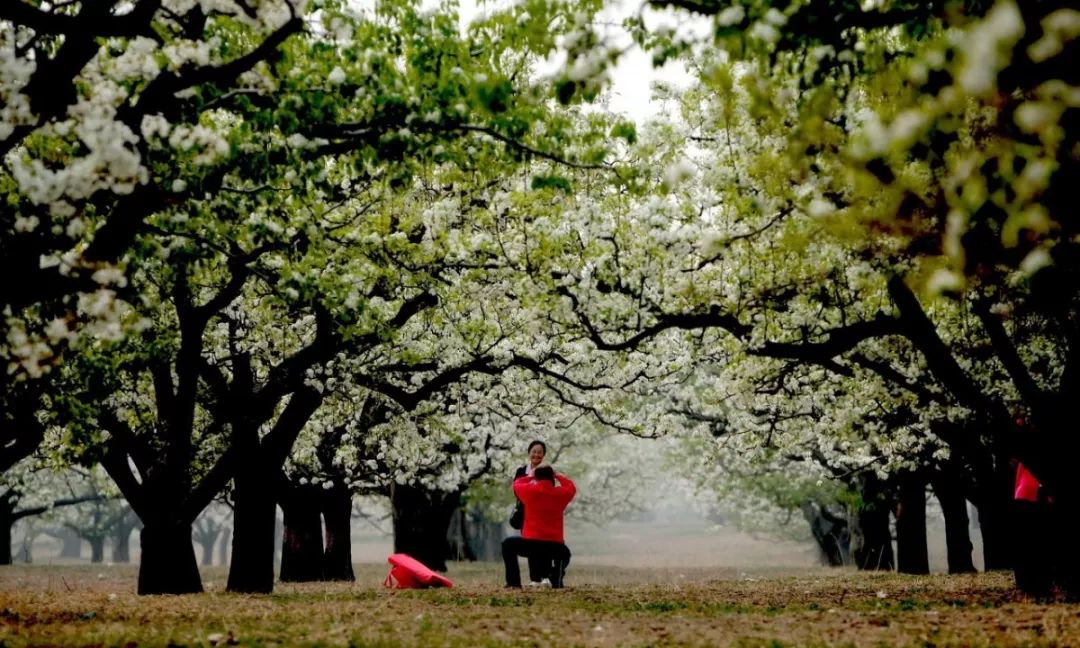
1012, 498, 1053, 596
321, 485, 354, 581
895, 473, 929, 575
198, 532, 220, 567
219, 526, 231, 567
89, 536, 105, 564
58, 527, 82, 559
800, 501, 850, 567
390, 483, 461, 572
972, 466, 1014, 571
18, 526, 38, 563
445, 508, 470, 561
850, 505, 894, 571
0, 502, 12, 566
463, 508, 504, 561
849, 474, 895, 571
1052, 488, 1080, 600
446, 506, 505, 562
114, 532, 130, 564
279, 483, 324, 582
274, 512, 283, 570
931, 470, 976, 574
112, 512, 139, 564
226, 464, 278, 594
138, 521, 203, 595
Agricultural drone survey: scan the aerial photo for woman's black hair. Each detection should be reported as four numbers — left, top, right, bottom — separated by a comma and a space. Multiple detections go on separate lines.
527, 440, 547, 454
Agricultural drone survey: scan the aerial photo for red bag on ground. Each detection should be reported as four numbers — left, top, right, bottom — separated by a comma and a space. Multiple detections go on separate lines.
382, 553, 454, 589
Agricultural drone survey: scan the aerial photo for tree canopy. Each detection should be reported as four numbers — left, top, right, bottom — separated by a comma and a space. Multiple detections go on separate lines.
3, 0, 1078, 594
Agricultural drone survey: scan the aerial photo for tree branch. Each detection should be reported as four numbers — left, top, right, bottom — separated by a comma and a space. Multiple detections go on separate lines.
182, 446, 239, 524
120, 11, 304, 123
260, 387, 326, 468
557, 285, 746, 351
848, 352, 943, 404
0, 1, 161, 37
752, 313, 906, 366
444, 124, 615, 172
98, 410, 154, 480
973, 298, 1044, 406
12, 494, 111, 522
100, 446, 148, 520
888, 277, 1002, 415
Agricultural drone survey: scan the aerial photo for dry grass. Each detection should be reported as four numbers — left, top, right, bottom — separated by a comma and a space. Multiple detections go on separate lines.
1, 563, 1076, 647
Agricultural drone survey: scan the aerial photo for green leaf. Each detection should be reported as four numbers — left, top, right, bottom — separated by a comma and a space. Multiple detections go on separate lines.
530, 175, 572, 192
610, 122, 637, 144
555, 79, 577, 105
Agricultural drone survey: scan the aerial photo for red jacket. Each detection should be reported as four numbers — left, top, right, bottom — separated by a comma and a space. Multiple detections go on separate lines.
513, 474, 576, 543
1014, 463, 1040, 502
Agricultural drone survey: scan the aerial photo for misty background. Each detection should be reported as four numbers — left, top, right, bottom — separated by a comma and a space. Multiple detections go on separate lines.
8, 477, 982, 574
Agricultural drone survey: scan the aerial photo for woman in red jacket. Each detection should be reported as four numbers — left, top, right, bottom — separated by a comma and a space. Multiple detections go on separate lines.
502, 465, 576, 588
510, 440, 548, 585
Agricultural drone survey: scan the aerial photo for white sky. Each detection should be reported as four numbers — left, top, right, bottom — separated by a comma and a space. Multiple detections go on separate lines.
442, 0, 708, 124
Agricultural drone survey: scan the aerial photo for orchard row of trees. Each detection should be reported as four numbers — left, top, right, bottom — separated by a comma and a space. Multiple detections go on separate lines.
2, 0, 1077, 596
562, 0, 1079, 590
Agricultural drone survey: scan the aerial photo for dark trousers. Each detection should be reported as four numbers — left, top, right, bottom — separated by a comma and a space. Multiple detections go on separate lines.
526, 554, 546, 582
502, 536, 571, 588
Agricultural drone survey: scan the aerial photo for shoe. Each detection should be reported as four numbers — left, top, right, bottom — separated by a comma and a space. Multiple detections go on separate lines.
527, 579, 552, 588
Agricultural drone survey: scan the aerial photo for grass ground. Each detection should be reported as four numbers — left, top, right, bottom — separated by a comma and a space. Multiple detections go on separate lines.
1, 563, 1076, 647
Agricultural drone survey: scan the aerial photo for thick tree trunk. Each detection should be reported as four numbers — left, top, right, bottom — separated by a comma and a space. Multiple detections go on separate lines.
849, 474, 895, 571
321, 485, 354, 581
1052, 489, 1080, 600
279, 483, 324, 582
800, 501, 850, 567
219, 526, 231, 567
1012, 499, 1053, 596
463, 508, 505, 561
192, 514, 224, 568
89, 537, 105, 564
895, 473, 929, 575
226, 465, 278, 594
198, 532, 219, 567
58, 527, 82, 559
446, 507, 505, 561
115, 527, 131, 565
112, 512, 138, 564
972, 466, 1014, 571
138, 522, 203, 595
18, 527, 38, 563
850, 506, 894, 570
229, 377, 324, 590
445, 508, 470, 561
931, 471, 976, 574
0, 504, 11, 566
390, 483, 461, 572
